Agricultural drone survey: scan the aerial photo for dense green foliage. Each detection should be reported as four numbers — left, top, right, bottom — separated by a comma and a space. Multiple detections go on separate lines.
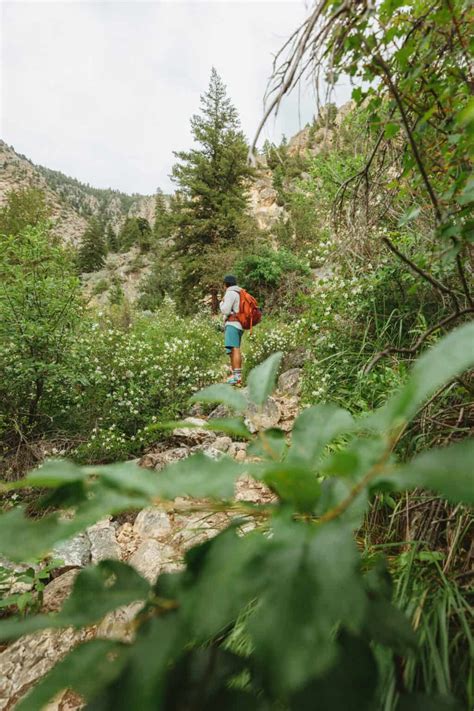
118, 216, 152, 252
0, 224, 82, 446
0, 331, 472, 709
0, 187, 52, 236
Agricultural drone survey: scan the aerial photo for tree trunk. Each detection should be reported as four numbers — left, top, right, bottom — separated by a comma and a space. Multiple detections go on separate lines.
211, 288, 219, 315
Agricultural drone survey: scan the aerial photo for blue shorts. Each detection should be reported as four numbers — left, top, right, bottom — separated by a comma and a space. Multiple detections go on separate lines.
225, 324, 243, 354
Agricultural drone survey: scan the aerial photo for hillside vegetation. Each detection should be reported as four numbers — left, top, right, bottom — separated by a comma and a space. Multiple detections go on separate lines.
0, 0, 472, 707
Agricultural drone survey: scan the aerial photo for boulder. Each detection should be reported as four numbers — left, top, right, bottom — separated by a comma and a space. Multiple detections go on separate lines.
172, 417, 215, 446
0, 627, 90, 709
133, 508, 172, 541
213, 436, 232, 452
86, 520, 121, 564
95, 601, 144, 643
148, 447, 190, 471
277, 368, 302, 396
41, 570, 79, 613
245, 397, 282, 433
129, 540, 177, 583
52, 534, 90, 567
208, 404, 231, 420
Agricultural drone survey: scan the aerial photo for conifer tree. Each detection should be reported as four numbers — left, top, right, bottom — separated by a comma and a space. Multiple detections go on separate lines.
77, 218, 106, 273
106, 224, 118, 253
118, 217, 140, 252
136, 217, 152, 252
153, 189, 172, 242
170, 68, 253, 308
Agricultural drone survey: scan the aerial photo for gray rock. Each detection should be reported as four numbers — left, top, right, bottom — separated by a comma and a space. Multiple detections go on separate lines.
52, 533, 91, 567
152, 447, 190, 471
133, 508, 172, 541
172, 417, 216, 446
129, 540, 176, 583
201, 446, 224, 461
245, 397, 282, 432
0, 627, 90, 708
86, 520, 120, 563
277, 368, 302, 396
95, 601, 144, 642
213, 436, 233, 452
208, 403, 231, 420
41, 569, 79, 613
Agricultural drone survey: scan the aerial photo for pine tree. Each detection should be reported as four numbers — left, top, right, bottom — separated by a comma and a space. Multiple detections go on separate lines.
136, 217, 152, 252
77, 218, 106, 273
118, 217, 140, 251
106, 224, 118, 253
170, 68, 253, 308
118, 217, 152, 252
153, 189, 172, 242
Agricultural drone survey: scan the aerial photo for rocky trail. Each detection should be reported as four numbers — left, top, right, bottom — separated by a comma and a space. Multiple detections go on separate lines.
0, 369, 302, 710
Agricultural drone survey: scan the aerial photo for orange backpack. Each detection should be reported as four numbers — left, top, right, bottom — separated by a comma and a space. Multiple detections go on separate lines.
233, 289, 262, 332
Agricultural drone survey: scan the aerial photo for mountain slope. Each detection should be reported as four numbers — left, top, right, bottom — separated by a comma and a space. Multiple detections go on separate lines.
0, 141, 156, 243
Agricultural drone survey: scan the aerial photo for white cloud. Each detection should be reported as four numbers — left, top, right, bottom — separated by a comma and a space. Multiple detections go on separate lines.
1, 0, 352, 194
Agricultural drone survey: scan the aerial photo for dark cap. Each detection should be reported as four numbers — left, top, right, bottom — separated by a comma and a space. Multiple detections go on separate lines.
223, 274, 237, 286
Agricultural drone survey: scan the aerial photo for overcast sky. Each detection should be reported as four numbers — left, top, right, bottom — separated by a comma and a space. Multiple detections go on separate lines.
1, 0, 352, 195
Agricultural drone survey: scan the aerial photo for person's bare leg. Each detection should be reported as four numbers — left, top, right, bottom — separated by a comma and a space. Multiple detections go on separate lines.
231, 348, 242, 370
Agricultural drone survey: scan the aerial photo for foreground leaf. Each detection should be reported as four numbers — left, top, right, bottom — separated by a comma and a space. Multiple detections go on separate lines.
377, 439, 474, 504
247, 352, 283, 406
248, 519, 367, 693
263, 462, 320, 512
16, 640, 129, 711
288, 404, 354, 467
373, 321, 474, 429
154, 452, 245, 500
0, 561, 150, 640
190, 383, 247, 411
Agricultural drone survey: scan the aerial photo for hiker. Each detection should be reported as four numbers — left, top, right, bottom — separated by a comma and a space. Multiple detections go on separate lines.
220, 275, 243, 386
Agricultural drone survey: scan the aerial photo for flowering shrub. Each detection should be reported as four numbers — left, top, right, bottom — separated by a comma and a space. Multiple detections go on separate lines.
66, 303, 224, 462
243, 319, 301, 376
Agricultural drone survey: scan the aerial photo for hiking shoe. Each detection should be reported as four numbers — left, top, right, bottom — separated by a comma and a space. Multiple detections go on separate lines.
226, 375, 242, 387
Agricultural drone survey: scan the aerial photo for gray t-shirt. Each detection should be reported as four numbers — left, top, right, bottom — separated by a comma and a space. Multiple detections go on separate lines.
219, 286, 243, 330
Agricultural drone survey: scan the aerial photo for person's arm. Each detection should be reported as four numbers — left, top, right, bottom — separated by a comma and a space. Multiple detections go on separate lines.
219, 290, 234, 317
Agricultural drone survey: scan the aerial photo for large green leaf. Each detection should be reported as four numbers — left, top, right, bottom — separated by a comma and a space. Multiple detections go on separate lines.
96, 461, 165, 498
248, 519, 367, 693
288, 404, 354, 467
397, 693, 463, 711
365, 598, 417, 653
12, 458, 89, 489
15, 640, 129, 711
91, 614, 187, 710
204, 417, 253, 439
190, 383, 247, 411
377, 439, 474, 504
0, 560, 150, 640
263, 462, 320, 512
372, 322, 474, 430
291, 634, 378, 711
247, 352, 283, 406
0, 484, 148, 562
154, 452, 245, 499
180, 527, 266, 640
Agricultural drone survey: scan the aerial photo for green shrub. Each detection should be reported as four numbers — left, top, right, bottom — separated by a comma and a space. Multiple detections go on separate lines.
68, 302, 224, 462
0, 224, 82, 443
92, 278, 109, 296
235, 247, 310, 309
243, 318, 300, 376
